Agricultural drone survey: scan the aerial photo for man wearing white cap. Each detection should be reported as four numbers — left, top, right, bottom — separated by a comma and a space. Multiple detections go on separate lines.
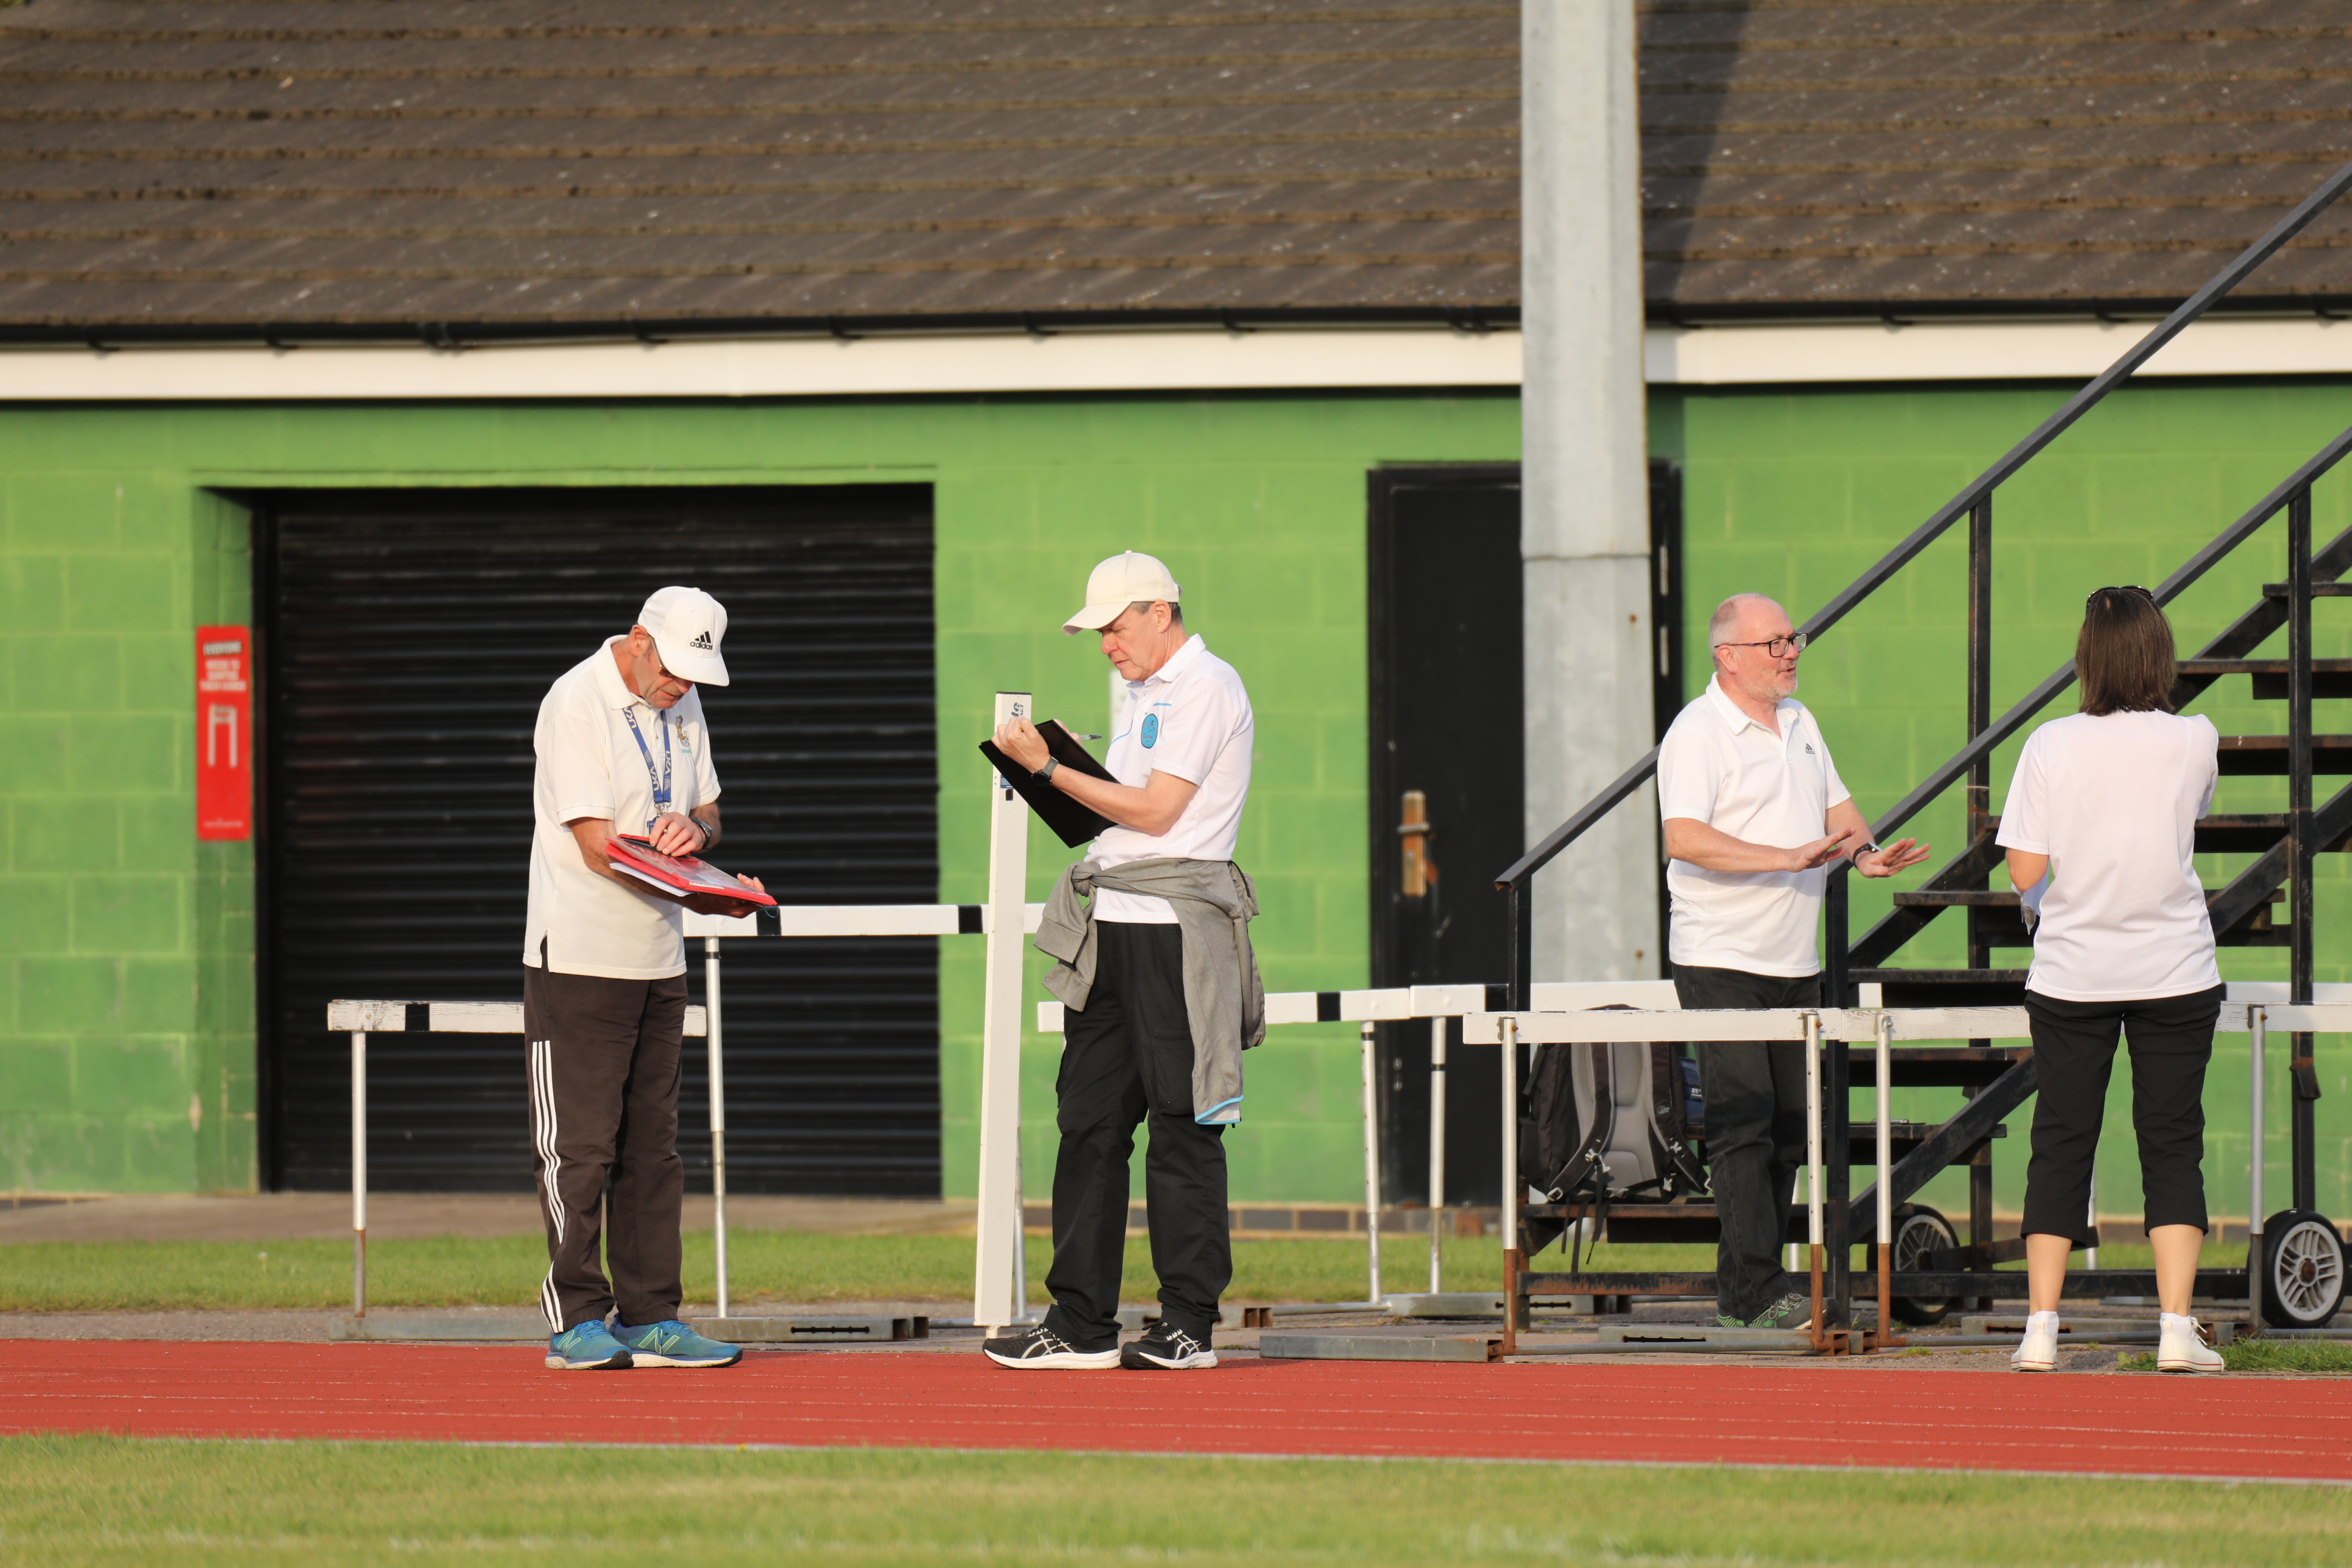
985, 551, 1262, 1372
522, 586, 763, 1372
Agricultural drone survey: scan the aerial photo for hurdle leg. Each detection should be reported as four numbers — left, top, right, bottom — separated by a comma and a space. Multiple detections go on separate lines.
1428, 1015, 1447, 1293
1360, 1020, 1382, 1304
351, 1029, 367, 1319
1873, 1010, 1902, 1350
1501, 1016, 1522, 1357
2248, 1004, 2267, 1282
704, 935, 730, 1321
1804, 1011, 1823, 1352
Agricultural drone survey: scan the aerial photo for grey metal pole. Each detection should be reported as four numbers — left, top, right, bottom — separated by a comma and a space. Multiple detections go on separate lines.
704, 934, 729, 1320
1519, 0, 1657, 986
1360, 1020, 1382, 1303
351, 1029, 367, 1318
1427, 1015, 1447, 1293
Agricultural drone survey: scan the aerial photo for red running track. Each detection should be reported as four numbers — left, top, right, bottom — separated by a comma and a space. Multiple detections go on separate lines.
2, 1342, 2345, 1482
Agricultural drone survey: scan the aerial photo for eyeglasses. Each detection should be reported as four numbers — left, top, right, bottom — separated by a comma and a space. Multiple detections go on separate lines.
2086, 585, 2157, 608
1714, 633, 1808, 658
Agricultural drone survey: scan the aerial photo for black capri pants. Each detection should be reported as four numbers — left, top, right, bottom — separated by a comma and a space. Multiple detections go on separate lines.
2020, 984, 2222, 1246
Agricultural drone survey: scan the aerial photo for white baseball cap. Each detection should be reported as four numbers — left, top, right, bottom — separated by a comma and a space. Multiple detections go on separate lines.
635, 586, 730, 686
1063, 550, 1182, 635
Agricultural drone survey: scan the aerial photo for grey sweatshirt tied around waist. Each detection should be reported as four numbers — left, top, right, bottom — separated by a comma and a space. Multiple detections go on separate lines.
1035, 857, 1265, 1125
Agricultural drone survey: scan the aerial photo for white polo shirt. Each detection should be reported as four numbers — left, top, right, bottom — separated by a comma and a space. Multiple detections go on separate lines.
1996, 709, 2220, 1002
523, 637, 723, 979
1091, 634, 1255, 923
1657, 676, 1851, 977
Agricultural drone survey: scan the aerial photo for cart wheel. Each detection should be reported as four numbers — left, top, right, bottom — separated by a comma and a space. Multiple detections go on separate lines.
1890, 1203, 1958, 1326
2259, 1210, 2346, 1329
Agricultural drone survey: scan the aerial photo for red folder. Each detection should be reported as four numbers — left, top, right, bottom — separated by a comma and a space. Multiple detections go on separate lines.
606, 835, 778, 910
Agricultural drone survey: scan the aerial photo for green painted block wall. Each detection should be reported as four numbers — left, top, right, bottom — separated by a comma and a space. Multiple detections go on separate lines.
0, 471, 253, 1191
0, 391, 1518, 1199
4, 376, 2350, 1226
1674, 376, 2352, 1225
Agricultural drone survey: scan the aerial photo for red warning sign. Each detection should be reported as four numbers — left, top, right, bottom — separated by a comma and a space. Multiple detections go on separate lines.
195, 625, 252, 841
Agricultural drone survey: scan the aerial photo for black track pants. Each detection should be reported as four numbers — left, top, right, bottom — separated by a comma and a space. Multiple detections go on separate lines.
1672, 964, 1820, 1324
2021, 985, 2221, 1246
1043, 920, 1232, 1347
522, 964, 687, 1332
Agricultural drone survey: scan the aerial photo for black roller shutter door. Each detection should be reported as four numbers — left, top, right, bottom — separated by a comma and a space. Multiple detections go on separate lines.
257, 485, 938, 1195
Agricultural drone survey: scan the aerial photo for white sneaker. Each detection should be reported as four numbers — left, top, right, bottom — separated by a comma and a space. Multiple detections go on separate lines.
2009, 1311, 2059, 1372
2157, 1314, 2224, 1373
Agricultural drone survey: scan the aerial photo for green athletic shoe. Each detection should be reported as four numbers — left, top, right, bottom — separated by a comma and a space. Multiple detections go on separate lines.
613, 1318, 743, 1368
1747, 1293, 1815, 1331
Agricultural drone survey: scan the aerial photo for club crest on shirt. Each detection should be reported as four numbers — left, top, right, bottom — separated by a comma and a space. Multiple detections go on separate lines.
1141, 713, 1160, 748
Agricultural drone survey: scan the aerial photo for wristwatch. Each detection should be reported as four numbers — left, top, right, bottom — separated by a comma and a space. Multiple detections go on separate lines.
1035, 757, 1060, 784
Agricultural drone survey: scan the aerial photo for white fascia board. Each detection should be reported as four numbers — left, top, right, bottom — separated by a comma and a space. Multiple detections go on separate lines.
0, 326, 1520, 401
1646, 314, 2352, 385
1, 315, 2347, 401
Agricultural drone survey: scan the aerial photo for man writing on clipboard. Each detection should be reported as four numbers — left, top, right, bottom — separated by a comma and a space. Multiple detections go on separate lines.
986, 551, 1264, 1372
523, 586, 765, 1373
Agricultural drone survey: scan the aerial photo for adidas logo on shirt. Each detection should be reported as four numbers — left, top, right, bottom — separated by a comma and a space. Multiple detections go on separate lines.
690, 631, 714, 651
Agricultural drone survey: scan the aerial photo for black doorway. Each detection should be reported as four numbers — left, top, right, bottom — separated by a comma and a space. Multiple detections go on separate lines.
1367, 466, 1524, 1208
1367, 460, 1686, 1207
254, 485, 940, 1196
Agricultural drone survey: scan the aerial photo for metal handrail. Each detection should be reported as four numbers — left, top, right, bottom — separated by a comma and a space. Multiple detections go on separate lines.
1494, 156, 2352, 894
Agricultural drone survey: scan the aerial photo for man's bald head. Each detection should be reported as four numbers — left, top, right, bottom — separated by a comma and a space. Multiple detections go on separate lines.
1707, 593, 1786, 652
1707, 593, 1804, 708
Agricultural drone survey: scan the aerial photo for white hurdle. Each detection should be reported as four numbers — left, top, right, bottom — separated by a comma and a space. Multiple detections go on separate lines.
325, 998, 711, 1318
1035, 979, 1674, 1304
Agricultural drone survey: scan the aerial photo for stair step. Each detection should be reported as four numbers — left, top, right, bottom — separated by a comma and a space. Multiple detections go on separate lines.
2262, 582, 2352, 597
2176, 658, 2352, 700
1850, 971, 2028, 1007
1962, 814, 2286, 852
1893, 888, 2280, 908
2217, 734, 2352, 774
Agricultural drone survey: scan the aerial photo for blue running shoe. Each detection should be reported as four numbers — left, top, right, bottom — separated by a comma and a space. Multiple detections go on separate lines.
546, 1319, 633, 1371
614, 1319, 742, 1368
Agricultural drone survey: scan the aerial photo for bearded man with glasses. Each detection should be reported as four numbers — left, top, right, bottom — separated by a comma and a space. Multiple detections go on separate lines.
1656, 593, 1930, 1330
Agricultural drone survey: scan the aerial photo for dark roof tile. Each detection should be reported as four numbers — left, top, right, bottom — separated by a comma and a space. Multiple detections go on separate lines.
0, 0, 2346, 334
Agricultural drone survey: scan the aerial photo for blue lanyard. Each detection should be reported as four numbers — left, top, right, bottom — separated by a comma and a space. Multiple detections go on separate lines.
621, 707, 672, 832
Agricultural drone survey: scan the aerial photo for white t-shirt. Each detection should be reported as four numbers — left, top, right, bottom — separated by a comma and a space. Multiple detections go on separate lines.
1995, 709, 2220, 1002
523, 637, 723, 979
1090, 634, 1254, 923
1657, 676, 1852, 978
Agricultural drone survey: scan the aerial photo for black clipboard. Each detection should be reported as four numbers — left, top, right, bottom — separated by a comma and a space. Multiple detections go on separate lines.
980, 720, 1118, 848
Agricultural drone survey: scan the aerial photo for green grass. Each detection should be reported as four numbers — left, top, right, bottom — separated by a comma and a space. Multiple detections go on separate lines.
2118, 1339, 2352, 1373
0, 1227, 2196, 1315
2, 1435, 2346, 1566
0, 1232, 1718, 1314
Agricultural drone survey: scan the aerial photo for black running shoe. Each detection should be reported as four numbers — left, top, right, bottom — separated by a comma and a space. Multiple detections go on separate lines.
981, 1325, 1120, 1369
1121, 1321, 1218, 1370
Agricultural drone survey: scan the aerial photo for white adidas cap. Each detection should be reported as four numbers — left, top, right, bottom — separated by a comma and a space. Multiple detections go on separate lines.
635, 586, 730, 686
1063, 550, 1182, 635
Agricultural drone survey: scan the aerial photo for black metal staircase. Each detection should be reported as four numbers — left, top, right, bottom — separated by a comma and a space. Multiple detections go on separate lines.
1494, 157, 2352, 1333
